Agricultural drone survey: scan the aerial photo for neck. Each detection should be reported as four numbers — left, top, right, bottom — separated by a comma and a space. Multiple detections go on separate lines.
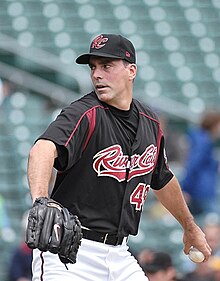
109, 89, 133, 110
108, 98, 132, 110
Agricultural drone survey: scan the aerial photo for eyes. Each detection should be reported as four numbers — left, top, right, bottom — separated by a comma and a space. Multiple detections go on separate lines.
89, 63, 111, 71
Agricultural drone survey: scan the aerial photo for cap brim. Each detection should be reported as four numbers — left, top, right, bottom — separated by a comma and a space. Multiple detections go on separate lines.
76, 52, 122, 64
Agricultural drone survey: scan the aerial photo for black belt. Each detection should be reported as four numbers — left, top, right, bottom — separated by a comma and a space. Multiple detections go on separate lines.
82, 228, 126, 246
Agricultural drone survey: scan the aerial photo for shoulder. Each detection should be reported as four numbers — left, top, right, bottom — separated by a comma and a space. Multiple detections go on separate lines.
61, 91, 106, 116
71, 91, 100, 107
133, 99, 159, 123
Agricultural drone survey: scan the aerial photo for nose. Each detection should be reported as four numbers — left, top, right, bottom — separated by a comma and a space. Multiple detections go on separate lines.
91, 67, 103, 80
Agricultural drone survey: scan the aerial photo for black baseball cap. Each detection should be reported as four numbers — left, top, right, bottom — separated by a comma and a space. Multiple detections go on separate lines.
142, 252, 173, 273
76, 33, 136, 64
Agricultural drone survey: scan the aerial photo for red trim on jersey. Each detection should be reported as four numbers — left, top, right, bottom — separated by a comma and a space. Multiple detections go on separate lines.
64, 105, 106, 147
83, 107, 97, 150
139, 111, 163, 168
139, 112, 160, 125
40, 251, 44, 281
139, 111, 171, 173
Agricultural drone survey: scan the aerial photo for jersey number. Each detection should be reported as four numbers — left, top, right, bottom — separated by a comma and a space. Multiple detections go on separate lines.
130, 183, 150, 211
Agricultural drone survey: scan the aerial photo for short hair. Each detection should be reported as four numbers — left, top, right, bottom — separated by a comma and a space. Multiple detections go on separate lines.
200, 111, 220, 131
122, 60, 130, 67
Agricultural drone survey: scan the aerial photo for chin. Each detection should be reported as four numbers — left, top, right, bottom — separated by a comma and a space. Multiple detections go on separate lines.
96, 92, 111, 102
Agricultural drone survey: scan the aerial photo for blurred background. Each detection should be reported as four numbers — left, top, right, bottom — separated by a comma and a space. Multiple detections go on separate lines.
0, 0, 220, 280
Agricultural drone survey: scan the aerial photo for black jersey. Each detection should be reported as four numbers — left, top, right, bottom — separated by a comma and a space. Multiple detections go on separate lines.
39, 91, 173, 237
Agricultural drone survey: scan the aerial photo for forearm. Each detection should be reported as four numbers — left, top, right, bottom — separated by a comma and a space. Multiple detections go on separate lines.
28, 139, 57, 202
153, 176, 212, 259
153, 176, 195, 229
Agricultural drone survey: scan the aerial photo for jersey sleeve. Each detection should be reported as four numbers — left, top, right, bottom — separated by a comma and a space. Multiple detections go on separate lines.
151, 136, 174, 190
37, 103, 90, 171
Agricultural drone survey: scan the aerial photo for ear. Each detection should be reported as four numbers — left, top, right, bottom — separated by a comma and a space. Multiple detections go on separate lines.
128, 64, 137, 81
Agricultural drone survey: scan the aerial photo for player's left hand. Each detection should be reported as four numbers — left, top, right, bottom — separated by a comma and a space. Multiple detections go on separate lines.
25, 197, 82, 264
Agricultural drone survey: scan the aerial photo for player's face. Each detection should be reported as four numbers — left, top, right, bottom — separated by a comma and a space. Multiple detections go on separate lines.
89, 57, 136, 109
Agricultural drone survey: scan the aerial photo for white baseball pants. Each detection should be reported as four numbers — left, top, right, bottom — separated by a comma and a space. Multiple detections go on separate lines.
32, 238, 148, 281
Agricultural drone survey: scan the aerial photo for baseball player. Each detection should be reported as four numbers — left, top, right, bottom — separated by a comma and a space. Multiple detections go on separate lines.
26, 34, 212, 281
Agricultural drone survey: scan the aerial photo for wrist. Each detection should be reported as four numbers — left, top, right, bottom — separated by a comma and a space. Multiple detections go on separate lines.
32, 194, 49, 203
181, 216, 196, 231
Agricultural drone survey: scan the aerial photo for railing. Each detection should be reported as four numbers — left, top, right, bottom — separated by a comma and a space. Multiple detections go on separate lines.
0, 32, 199, 122
0, 32, 92, 97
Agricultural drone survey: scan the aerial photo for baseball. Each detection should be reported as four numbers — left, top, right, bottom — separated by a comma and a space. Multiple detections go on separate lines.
188, 247, 205, 263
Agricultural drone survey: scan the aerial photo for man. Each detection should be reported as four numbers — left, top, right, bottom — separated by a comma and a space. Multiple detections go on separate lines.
181, 111, 220, 215
141, 251, 177, 281
181, 222, 220, 280
27, 34, 211, 281
8, 211, 32, 281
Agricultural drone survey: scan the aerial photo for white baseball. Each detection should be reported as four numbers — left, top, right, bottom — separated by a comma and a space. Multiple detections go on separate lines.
188, 247, 205, 263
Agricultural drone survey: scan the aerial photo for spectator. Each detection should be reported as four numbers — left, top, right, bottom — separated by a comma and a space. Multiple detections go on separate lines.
0, 194, 10, 231
204, 222, 220, 257
181, 261, 215, 281
181, 111, 220, 215
140, 251, 177, 281
209, 256, 220, 281
8, 211, 32, 281
0, 77, 4, 105
0, 79, 13, 107
8, 243, 32, 281
136, 248, 155, 266
181, 221, 220, 280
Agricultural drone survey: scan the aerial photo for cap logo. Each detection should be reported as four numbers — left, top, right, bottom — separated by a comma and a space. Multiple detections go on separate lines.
91, 35, 109, 49
125, 51, 131, 58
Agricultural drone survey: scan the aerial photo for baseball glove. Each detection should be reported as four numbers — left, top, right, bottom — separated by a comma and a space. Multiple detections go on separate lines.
25, 197, 82, 264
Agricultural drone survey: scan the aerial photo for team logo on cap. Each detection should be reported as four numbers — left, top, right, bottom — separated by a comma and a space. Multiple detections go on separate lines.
91, 35, 108, 49
125, 51, 131, 58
